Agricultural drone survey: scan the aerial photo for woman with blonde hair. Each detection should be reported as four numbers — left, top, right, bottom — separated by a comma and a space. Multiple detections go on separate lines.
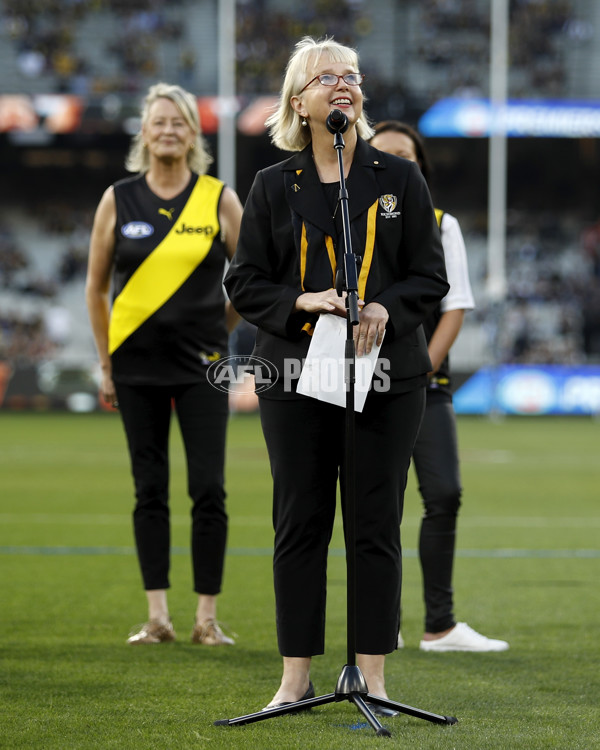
225, 37, 449, 713
86, 82, 243, 646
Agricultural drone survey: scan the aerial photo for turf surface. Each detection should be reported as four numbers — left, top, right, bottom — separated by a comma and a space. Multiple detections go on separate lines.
1, 412, 598, 748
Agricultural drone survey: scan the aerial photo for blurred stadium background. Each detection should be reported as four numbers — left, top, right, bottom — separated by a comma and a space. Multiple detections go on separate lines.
1, 0, 600, 415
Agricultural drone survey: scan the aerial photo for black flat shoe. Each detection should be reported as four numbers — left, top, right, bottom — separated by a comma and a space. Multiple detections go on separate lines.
262, 681, 315, 712
365, 701, 400, 718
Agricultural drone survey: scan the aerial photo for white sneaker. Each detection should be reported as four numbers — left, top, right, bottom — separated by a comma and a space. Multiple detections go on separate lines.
419, 622, 509, 653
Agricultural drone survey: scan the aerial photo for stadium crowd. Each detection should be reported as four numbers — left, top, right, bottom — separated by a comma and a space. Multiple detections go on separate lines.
496, 214, 593, 364
2, 0, 585, 100
3, 0, 186, 96
0, 205, 91, 368
235, 0, 368, 94
412, 0, 581, 101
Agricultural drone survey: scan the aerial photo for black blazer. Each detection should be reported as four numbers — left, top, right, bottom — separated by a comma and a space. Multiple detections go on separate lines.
224, 137, 449, 397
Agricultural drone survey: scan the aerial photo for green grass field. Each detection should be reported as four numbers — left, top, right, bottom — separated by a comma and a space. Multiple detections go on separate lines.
1, 412, 599, 749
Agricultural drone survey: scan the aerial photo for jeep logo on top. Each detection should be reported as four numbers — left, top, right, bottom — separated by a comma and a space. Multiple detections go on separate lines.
175, 224, 215, 235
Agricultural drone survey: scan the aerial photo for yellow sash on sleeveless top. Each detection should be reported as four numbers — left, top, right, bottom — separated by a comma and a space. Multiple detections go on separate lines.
108, 175, 222, 354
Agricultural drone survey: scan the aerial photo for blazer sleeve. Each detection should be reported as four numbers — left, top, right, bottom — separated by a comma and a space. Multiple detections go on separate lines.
224, 170, 307, 339
371, 162, 449, 339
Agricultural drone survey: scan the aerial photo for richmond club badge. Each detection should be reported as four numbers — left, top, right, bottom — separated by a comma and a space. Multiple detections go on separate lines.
379, 194, 401, 218
379, 194, 397, 212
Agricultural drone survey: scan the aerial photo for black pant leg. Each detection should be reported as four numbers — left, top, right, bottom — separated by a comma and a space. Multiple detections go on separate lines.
115, 382, 173, 590
412, 396, 462, 633
350, 389, 425, 654
259, 397, 342, 657
174, 381, 229, 595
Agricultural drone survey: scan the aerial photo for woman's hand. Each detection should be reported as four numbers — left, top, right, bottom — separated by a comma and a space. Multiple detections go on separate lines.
354, 302, 388, 357
100, 369, 118, 408
295, 291, 387, 355
295, 289, 348, 316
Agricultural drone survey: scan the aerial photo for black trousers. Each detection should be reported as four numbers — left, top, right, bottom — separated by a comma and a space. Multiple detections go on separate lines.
412, 395, 462, 633
115, 380, 229, 594
259, 388, 425, 657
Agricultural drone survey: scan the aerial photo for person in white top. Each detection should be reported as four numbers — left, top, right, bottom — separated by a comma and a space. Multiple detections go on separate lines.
370, 121, 509, 653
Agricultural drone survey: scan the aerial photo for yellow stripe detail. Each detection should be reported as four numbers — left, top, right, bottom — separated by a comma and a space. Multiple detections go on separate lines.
434, 208, 444, 227
325, 235, 336, 287
358, 200, 378, 299
301, 225, 336, 290
300, 223, 308, 291
299, 228, 335, 337
109, 175, 222, 354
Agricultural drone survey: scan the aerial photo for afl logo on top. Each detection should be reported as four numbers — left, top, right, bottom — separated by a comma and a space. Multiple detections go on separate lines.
121, 221, 154, 239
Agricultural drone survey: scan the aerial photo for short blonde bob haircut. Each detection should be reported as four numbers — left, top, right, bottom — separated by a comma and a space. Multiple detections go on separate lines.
266, 36, 375, 152
125, 82, 213, 175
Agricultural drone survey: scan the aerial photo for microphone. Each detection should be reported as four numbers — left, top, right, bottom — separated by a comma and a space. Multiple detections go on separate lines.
326, 108, 348, 134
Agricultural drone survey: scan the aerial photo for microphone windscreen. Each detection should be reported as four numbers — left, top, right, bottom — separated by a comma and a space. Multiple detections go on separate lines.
326, 108, 349, 134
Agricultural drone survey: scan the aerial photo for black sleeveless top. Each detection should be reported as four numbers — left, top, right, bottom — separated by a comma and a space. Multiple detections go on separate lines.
110, 173, 228, 385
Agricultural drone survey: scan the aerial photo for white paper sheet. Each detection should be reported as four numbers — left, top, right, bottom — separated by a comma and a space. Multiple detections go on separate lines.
296, 313, 384, 412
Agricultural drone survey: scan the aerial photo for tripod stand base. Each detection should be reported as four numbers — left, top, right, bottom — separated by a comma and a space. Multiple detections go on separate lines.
214, 664, 458, 737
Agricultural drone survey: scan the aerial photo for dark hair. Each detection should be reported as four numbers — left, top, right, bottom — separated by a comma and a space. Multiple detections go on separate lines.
371, 120, 433, 186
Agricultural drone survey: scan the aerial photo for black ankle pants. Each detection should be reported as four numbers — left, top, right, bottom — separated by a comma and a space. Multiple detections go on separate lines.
115, 380, 229, 594
259, 388, 425, 657
412, 395, 462, 633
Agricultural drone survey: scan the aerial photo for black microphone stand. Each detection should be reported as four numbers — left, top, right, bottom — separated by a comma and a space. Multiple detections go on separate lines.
215, 116, 458, 737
